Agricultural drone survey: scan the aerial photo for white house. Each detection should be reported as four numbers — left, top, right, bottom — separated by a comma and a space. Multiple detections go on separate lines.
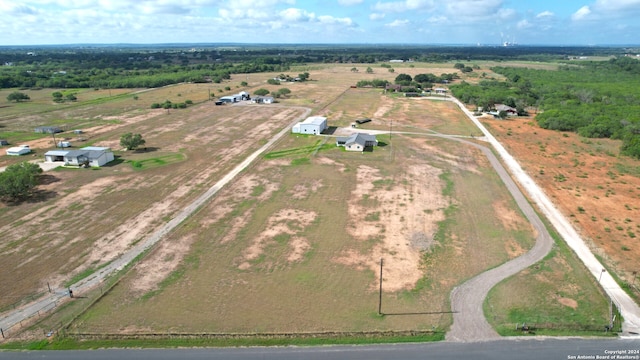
6, 145, 31, 156
336, 133, 378, 152
44, 146, 114, 167
291, 116, 328, 135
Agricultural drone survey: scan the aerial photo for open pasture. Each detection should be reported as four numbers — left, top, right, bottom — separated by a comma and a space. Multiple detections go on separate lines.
1, 62, 614, 339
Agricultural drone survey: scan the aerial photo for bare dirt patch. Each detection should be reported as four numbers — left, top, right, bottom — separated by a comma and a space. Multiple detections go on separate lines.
129, 234, 196, 295
336, 163, 448, 292
239, 208, 317, 269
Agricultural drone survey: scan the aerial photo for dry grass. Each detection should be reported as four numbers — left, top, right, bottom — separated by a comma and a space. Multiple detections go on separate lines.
0, 61, 617, 338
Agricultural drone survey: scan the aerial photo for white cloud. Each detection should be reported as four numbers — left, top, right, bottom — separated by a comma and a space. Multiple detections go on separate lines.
536, 10, 554, 18
279, 8, 315, 22
427, 15, 447, 24
593, 0, 640, 11
373, 0, 435, 13
572, 5, 592, 20
338, 0, 363, 5
445, 0, 503, 18
369, 12, 385, 20
516, 19, 531, 29
385, 19, 409, 27
318, 15, 354, 26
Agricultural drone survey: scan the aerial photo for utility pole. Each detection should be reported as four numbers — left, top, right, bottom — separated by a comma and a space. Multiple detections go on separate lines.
378, 258, 384, 315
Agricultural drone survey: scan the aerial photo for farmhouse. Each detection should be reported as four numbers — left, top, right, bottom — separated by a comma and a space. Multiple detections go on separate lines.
291, 116, 328, 135
6, 145, 31, 156
495, 104, 518, 115
336, 133, 378, 152
44, 146, 115, 167
434, 87, 447, 95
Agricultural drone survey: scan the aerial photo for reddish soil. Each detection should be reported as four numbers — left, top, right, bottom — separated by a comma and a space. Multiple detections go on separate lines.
480, 113, 640, 293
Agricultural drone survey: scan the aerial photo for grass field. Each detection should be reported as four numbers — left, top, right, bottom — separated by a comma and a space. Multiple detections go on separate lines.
0, 61, 618, 342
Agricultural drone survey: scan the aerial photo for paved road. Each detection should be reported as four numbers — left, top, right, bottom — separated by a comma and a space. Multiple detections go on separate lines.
0, 107, 311, 336
1, 338, 638, 360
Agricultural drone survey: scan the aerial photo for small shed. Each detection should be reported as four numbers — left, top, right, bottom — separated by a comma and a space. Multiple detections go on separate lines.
0, 139, 9, 146
6, 145, 31, 156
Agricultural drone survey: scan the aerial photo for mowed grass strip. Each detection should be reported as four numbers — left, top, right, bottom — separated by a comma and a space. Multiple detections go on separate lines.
127, 153, 186, 170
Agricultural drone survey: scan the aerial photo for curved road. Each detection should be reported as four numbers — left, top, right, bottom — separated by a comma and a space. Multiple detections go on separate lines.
443, 96, 640, 339
443, 136, 554, 342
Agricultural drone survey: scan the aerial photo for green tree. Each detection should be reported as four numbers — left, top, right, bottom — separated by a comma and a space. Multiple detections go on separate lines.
366, 67, 373, 74
65, 93, 77, 101
240, 81, 248, 86
267, 78, 280, 85
351, 67, 358, 72
0, 162, 43, 202
275, 88, 291, 98
298, 72, 309, 81
120, 133, 146, 151
254, 88, 270, 96
52, 91, 63, 102
7, 91, 30, 102
394, 73, 412, 85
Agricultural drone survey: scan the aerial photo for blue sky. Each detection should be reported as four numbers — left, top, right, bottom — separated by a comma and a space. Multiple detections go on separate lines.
1, 0, 639, 46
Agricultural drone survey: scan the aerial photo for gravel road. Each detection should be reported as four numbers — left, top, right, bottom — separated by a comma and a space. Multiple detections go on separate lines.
445, 96, 640, 340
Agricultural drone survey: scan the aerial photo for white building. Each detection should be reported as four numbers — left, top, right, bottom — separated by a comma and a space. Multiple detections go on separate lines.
291, 116, 328, 135
44, 146, 114, 167
6, 145, 31, 156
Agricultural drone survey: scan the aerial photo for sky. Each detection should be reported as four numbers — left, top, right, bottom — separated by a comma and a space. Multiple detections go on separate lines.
1, 0, 640, 46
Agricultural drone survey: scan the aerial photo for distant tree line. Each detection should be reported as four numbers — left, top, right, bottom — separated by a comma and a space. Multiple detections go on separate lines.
450, 56, 640, 158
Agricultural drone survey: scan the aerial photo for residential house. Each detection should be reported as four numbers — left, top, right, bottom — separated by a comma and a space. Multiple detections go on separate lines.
44, 146, 114, 167
336, 133, 378, 152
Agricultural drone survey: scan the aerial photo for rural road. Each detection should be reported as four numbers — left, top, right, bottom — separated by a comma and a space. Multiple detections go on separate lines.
0, 106, 311, 337
443, 96, 640, 339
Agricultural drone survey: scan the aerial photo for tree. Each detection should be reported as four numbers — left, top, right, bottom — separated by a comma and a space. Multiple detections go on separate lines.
65, 93, 77, 101
52, 91, 63, 102
275, 88, 291, 98
298, 72, 309, 81
240, 81, 248, 86
394, 73, 412, 85
120, 133, 146, 150
366, 67, 373, 74
7, 91, 30, 102
351, 67, 358, 72
0, 162, 43, 202
254, 88, 270, 96
267, 78, 280, 85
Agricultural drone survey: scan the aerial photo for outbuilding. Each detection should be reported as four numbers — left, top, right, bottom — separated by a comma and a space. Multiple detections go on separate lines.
6, 145, 31, 156
291, 116, 328, 135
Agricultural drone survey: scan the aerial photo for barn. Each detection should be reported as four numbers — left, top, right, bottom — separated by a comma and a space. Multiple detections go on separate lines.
291, 116, 328, 135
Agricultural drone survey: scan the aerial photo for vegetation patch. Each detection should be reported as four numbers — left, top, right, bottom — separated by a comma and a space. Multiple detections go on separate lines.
127, 153, 185, 170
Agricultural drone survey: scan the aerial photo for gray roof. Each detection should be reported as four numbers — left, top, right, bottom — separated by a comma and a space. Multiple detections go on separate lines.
44, 150, 69, 156
338, 133, 378, 147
